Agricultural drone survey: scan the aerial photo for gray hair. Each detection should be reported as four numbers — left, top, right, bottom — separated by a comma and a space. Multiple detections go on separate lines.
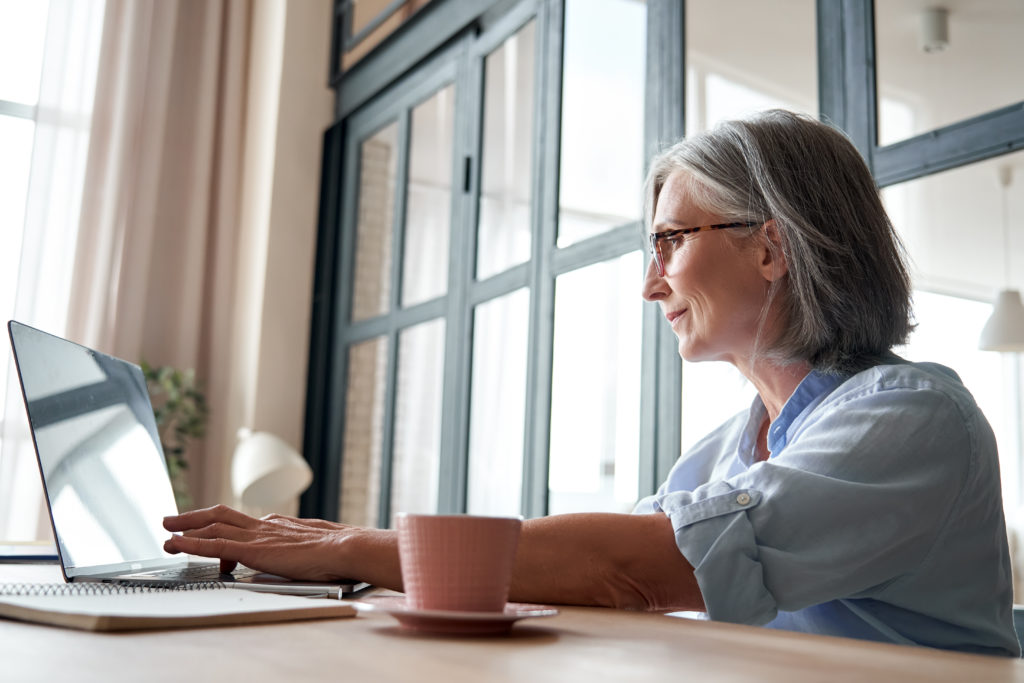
644, 109, 913, 374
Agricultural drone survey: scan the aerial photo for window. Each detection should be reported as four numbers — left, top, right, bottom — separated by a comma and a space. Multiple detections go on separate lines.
875, 0, 1024, 146
311, 0, 1024, 530
336, 55, 460, 527
336, 0, 435, 74
557, 0, 646, 247
0, 1, 50, 322
685, 0, 816, 134
320, 0, 655, 525
0, 0, 105, 540
548, 253, 643, 514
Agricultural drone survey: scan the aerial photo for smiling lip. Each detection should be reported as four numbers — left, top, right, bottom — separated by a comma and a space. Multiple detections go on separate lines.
665, 309, 687, 325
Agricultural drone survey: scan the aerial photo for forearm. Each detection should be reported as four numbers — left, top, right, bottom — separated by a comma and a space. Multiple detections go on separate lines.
508, 512, 704, 612
338, 527, 403, 591
164, 506, 702, 611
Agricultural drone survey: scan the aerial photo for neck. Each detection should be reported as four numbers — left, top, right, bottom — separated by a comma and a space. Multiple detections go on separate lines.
737, 358, 813, 423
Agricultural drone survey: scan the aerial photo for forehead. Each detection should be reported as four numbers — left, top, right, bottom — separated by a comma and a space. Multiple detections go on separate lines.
652, 171, 720, 230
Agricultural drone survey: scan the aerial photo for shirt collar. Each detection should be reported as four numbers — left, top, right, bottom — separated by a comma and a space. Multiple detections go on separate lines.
765, 370, 848, 456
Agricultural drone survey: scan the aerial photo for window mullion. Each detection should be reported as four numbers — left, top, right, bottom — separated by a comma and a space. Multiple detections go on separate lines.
519, 0, 563, 519
640, 0, 686, 494
0, 101, 36, 119
437, 34, 479, 515
816, 0, 876, 168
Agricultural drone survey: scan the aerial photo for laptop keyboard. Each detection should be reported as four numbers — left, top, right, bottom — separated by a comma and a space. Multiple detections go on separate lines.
132, 565, 259, 582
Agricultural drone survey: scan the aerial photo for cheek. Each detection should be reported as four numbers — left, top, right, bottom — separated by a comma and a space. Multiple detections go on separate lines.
663, 241, 768, 314
663, 248, 709, 286
691, 268, 767, 326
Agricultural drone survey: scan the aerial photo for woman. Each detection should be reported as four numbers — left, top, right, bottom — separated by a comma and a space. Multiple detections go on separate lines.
164, 110, 1019, 656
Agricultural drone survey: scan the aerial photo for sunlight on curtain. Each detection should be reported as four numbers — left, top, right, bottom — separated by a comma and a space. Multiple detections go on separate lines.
0, 0, 106, 541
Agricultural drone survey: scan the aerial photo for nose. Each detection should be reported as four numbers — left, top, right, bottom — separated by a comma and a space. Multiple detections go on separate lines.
642, 257, 667, 301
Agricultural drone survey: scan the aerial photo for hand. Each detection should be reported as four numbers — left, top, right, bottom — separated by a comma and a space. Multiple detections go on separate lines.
162, 505, 361, 582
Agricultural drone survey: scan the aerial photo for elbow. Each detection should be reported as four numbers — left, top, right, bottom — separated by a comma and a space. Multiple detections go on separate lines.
599, 568, 706, 613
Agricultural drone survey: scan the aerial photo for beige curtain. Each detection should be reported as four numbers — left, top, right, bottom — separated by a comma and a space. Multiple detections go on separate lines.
66, 0, 252, 508
0, 0, 106, 541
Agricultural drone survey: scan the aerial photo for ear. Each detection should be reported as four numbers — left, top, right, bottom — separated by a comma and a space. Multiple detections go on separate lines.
757, 219, 788, 282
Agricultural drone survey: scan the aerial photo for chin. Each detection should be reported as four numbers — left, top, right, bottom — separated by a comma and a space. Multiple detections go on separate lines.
677, 341, 706, 363
677, 339, 729, 365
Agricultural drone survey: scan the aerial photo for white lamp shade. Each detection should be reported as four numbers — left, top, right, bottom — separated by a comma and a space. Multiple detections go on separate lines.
979, 289, 1024, 352
231, 429, 313, 509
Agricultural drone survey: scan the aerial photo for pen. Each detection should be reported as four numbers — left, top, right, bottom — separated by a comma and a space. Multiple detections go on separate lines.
227, 583, 339, 599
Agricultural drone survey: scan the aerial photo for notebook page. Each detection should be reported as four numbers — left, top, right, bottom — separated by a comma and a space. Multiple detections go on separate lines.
0, 584, 356, 631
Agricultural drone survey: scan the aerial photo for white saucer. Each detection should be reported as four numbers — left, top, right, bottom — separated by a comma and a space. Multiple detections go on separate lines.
355, 596, 558, 635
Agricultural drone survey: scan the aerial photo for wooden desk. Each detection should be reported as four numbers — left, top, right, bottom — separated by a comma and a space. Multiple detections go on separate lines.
2, 564, 1023, 682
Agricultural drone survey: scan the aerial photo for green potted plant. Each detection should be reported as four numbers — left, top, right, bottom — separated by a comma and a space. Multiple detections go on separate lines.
141, 362, 209, 511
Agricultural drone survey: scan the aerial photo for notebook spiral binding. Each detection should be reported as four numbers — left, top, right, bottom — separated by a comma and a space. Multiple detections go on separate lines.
0, 582, 227, 596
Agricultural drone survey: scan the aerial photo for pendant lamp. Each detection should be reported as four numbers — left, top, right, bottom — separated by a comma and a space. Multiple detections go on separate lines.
979, 167, 1024, 351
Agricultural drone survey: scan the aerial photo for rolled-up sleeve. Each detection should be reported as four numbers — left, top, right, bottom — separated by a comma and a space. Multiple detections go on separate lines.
652, 383, 973, 626
657, 483, 775, 623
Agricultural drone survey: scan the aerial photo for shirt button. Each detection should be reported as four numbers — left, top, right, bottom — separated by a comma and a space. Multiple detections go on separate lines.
736, 493, 751, 506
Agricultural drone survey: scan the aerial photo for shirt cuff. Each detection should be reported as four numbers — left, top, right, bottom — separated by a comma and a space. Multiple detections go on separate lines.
656, 482, 778, 625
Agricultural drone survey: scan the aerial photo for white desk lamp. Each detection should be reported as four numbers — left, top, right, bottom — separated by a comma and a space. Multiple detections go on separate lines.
231, 428, 313, 516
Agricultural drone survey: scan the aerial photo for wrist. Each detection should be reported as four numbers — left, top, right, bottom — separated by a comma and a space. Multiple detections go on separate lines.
334, 526, 402, 590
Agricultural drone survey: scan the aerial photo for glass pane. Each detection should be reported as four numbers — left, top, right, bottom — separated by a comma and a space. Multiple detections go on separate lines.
881, 149, 1024, 298
476, 21, 536, 280
685, 0, 817, 135
680, 362, 756, 456
342, 1, 435, 73
0, 0, 49, 104
875, 2, 1024, 146
339, 337, 389, 526
348, 1, 433, 42
352, 123, 399, 321
549, 252, 643, 514
557, 0, 646, 247
402, 86, 454, 307
0, 116, 35, 323
390, 318, 446, 518
467, 288, 530, 515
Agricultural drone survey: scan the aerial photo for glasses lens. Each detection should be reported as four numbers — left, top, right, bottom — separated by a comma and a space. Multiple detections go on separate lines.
647, 235, 663, 275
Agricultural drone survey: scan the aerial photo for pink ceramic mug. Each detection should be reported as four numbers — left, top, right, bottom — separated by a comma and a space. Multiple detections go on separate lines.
395, 513, 523, 613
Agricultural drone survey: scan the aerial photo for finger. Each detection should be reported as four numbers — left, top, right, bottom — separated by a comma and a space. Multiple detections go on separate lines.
163, 534, 241, 573
163, 504, 258, 532
163, 534, 241, 563
180, 522, 256, 543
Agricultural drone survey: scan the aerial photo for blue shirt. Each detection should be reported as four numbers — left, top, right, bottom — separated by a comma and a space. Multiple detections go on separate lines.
634, 358, 1020, 656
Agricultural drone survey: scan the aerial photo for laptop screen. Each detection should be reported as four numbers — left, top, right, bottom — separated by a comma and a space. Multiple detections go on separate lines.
8, 321, 179, 575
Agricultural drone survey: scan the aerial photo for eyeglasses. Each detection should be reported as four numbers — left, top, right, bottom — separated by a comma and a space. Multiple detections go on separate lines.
647, 222, 759, 277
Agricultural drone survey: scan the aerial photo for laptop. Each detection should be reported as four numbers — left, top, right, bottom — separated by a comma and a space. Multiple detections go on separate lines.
7, 320, 366, 596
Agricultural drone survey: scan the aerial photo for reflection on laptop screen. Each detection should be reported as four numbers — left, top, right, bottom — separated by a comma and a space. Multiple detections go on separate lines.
9, 322, 178, 571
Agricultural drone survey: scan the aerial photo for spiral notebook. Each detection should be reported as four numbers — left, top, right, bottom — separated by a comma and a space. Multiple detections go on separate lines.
0, 582, 356, 631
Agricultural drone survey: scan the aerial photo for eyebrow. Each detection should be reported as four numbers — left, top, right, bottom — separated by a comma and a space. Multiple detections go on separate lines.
650, 218, 694, 233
